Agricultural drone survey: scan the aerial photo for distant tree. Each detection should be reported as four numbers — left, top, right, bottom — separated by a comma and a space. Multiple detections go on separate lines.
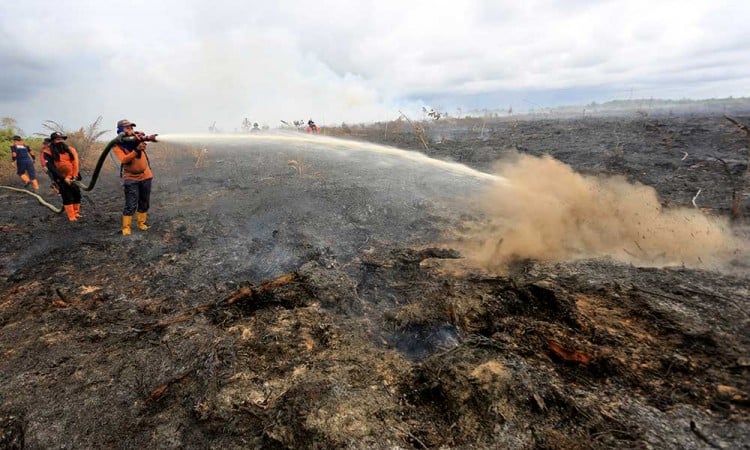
421, 106, 442, 121
241, 118, 252, 133
0, 117, 22, 159
1, 117, 23, 136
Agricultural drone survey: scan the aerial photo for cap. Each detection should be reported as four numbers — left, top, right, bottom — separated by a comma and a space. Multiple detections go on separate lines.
117, 119, 136, 128
50, 131, 68, 140
12, 135, 21, 140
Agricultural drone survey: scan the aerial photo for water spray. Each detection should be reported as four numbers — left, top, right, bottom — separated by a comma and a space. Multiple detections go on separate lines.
157, 133, 509, 184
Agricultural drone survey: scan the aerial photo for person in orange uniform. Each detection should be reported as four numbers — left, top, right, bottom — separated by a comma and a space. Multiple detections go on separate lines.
43, 132, 82, 221
10, 135, 40, 190
111, 119, 157, 235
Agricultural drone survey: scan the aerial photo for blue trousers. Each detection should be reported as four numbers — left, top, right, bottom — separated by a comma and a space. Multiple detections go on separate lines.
16, 159, 36, 179
123, 179, 152, 216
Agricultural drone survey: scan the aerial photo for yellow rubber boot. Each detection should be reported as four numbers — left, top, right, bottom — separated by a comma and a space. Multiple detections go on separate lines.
135, 212, 150, 231
20, 174, 30, 185
31, 179, 39, 190
122, 215, 133, 236
64, 205, 77, 222
73, 203, 83, 218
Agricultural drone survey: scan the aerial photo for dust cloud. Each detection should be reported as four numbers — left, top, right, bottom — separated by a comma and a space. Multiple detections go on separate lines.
459, 153, 739, 269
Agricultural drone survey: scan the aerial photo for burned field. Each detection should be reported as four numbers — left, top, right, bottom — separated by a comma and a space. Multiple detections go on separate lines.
1, 113, 749, 449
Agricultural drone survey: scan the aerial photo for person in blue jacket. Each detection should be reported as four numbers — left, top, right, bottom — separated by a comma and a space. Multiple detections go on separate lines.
10, 135, 39, 190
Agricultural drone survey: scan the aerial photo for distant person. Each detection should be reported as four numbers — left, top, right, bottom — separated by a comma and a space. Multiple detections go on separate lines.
9, 135, 39, 190
306, 119, 319, 134
250, 122, 261, 133
39, 137, 60, 195
43, 132, 82, 221
111, 119, 157, 236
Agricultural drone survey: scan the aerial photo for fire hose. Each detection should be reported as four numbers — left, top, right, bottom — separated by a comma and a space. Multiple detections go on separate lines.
0, 135, 155, 213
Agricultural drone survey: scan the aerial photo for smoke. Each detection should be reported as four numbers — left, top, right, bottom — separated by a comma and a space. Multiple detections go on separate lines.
459, 153, 739, 269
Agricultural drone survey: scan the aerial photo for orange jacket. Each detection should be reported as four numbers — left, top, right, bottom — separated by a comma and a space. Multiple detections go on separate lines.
39, 144, 50, 168
112, 144, 153, 182
43, 145, 79, 180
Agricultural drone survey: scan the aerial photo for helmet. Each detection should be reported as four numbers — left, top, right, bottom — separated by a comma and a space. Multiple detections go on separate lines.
117, 119, 136, 128
117, 119, 136, 134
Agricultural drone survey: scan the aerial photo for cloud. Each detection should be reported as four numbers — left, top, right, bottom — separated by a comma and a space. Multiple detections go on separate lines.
0, 45, 54, 101
0, 0, 749, 134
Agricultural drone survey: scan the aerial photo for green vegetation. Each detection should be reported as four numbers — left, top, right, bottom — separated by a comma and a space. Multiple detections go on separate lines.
0, 123, 45, 161
1, 116, 108, 171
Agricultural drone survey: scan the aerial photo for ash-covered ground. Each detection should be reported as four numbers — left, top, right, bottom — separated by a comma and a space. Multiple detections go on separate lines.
1, 112, 748, 449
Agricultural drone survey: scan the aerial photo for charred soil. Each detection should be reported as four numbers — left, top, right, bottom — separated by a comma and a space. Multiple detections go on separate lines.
1, 112, 749, 449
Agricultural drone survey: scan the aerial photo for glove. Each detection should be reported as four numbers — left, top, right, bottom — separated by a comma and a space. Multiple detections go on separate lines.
75, 174, 82, 181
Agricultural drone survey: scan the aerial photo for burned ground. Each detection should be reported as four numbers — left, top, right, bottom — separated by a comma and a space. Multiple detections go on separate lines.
1, 112, 749, 449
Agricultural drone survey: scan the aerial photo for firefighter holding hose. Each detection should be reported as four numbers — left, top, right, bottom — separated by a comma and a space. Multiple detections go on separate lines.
111, 119, 157, 236
43, 132, 82, 221
10, 135, 40, 190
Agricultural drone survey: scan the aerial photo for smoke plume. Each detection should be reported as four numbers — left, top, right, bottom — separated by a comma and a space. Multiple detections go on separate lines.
460, 153, 738, 269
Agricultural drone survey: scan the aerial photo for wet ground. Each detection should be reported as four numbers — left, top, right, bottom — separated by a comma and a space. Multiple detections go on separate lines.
1, 111, 749, 449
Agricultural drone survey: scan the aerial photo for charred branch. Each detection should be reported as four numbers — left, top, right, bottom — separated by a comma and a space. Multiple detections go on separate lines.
398, 110, 430, 151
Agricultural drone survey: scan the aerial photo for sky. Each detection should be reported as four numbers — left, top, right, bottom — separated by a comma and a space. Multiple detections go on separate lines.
1, 0, 749, 136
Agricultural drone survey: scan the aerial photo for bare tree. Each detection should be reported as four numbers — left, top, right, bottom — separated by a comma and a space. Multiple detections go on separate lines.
723, 115, 750, 220
42, 117, 109, 164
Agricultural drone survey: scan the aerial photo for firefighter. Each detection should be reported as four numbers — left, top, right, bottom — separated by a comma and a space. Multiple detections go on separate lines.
43, 132, 82, 221
10, 135, 39, 190
306, 120, 319, 134
111, 119, 157, 236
